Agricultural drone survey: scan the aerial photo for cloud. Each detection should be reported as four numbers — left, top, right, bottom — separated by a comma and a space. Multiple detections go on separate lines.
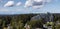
34, 0, 43, 2
0, 0, 2, 2
25, 0, 52, 9
16, 2, 22, 6
24, 0, 32, 7
32, 5, 44, 9
4, 1, 14, 7
0, 8, 9, 12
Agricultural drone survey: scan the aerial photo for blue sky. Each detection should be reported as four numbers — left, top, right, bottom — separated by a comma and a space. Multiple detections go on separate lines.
0, 0, 60, 15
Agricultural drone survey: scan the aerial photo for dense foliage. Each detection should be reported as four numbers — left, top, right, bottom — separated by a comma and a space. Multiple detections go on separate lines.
0, 14, 60, 29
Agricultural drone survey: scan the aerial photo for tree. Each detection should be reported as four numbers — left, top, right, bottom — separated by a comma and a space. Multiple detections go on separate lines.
27, 19, 43, 29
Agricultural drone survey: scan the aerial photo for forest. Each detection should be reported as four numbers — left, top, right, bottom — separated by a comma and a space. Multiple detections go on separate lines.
0, 13, 60, 29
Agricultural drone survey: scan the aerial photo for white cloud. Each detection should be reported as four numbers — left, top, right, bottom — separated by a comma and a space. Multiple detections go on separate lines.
4, 1, 14, 7
16, 2, 22, 6
24, 0, 32, 7
0, 8, 9, 12
34, 0, 43, 2
0, 0, 2, 2
32, 5, 44, 9
25, 0, 52, 9
0, 8, 21, 12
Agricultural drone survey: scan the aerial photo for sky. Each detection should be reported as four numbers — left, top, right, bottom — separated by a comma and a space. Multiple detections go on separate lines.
0, 0, 60, 15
